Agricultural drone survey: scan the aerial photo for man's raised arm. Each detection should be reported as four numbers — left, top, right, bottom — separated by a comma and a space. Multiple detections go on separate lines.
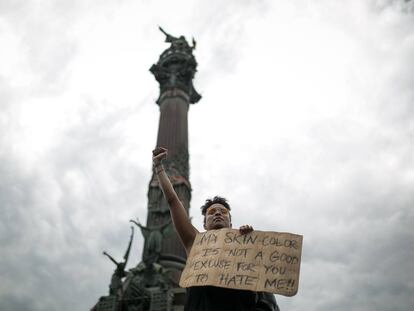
152, 147, 198, 254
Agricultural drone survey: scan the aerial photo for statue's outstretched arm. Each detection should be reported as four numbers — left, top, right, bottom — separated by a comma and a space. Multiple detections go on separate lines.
103, 251, 119, 266
130, 218, 149, 238
129, 218, 144, 229
158, 26, 168, 37
158, 26, 177, 42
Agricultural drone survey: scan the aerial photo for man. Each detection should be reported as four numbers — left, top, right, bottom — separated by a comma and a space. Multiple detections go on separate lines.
153, 147, 279, 311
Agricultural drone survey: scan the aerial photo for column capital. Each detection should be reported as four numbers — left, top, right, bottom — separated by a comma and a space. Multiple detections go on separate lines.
150, 27, 201, 105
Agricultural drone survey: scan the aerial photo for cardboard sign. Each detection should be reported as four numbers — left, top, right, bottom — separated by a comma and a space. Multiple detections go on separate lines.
179, 229, 303, 296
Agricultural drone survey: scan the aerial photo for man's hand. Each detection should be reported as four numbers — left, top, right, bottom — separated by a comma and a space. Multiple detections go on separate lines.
239, 225, 253, 235
153, 147, 168, 166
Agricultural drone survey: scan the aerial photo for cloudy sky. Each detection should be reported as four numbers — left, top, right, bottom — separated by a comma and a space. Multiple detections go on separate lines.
1, 0, 414, 310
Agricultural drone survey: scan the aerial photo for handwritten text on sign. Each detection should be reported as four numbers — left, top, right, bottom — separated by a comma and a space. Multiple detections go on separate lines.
179, 229, 303, 296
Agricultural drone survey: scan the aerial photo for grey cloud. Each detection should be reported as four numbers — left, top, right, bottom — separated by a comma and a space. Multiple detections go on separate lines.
0, 94, 149, 310
193, 0, 270, 83
0, 2, 80, 94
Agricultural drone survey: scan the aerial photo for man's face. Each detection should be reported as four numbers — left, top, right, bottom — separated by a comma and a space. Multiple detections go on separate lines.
203, 203, 231, 230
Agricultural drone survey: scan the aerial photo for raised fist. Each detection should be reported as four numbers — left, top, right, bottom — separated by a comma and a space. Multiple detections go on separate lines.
152, 147, 168, 166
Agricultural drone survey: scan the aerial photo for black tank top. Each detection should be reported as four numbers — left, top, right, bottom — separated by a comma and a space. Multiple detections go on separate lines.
184, 286, 257, 311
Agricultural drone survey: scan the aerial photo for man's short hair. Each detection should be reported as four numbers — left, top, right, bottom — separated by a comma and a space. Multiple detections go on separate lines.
200, 196, 231, 216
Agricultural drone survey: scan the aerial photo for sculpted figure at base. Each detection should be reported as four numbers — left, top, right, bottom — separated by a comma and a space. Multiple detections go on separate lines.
103, 227, 134, 296
129, 218, 172, 267
152, 147, 279, 311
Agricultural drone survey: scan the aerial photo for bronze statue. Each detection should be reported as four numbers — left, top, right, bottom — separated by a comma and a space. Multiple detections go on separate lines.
158, 26, 196, 50
103, 227, 134, 296
130, 218, 172, 267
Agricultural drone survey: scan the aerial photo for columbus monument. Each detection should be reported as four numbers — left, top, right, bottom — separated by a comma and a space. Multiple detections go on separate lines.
92, 27, 201, 311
